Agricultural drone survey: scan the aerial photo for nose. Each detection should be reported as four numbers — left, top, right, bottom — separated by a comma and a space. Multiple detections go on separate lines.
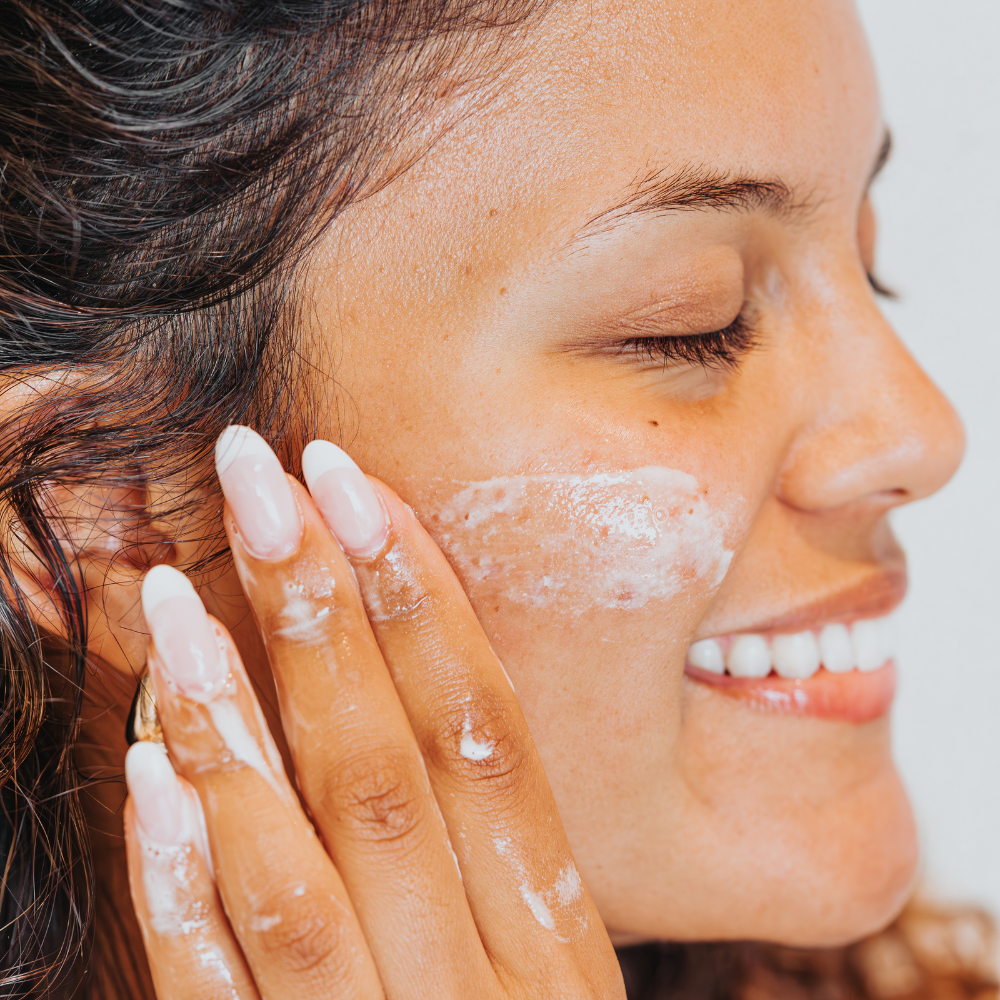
776, 285, 966, 514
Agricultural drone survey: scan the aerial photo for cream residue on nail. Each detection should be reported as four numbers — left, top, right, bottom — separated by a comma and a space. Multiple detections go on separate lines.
423, 467, 734, 615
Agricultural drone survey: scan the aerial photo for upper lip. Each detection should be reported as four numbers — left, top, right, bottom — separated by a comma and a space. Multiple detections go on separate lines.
692, 564, 907, 639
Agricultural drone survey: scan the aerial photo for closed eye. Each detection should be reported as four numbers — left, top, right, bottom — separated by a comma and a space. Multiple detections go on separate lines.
614, 311, 758, 373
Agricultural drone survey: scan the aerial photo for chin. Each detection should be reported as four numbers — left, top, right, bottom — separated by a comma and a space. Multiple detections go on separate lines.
582, 702, 920, 950
746, 768, 920, 949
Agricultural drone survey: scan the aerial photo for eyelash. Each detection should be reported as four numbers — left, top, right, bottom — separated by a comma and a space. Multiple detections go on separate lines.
616, 311, 759, 373
616, 268, 893, 373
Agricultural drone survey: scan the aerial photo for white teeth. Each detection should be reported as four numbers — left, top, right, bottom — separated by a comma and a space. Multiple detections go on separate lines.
726, 634, 772, 678
852, 617, 893, 672
818, 623, 855, 673
687, 614, 895, 679
687, 638, 725, 674
772, 630, 821, 679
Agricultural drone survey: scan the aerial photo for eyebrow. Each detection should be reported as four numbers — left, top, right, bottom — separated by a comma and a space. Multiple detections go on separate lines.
575, 128, 893, 243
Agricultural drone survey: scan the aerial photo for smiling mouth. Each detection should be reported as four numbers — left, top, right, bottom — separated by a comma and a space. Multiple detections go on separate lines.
684, 615, 897, 723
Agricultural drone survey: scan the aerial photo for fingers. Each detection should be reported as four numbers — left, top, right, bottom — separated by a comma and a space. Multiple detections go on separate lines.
216, 429, 494, 997
124, 742, 260, 1000
313, 472, 602, 959
142, 565, 384, 1000
299, 441, 612, 969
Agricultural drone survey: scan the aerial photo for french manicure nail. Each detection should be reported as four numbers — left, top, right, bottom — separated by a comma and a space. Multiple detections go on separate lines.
142, 564, 226, 700
302, 440, 389, 558
126, 741, 187, 845
215, 426, 302, 560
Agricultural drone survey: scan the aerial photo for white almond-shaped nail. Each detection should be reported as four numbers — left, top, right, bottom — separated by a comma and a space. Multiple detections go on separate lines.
727, 634, 772, 678
125, 741, 187, 845
819, 623, 855, 673
215, 425, 274, 476
215, 426, 301, 560
142, 564, 225, 700
772, 631, 821, 679
302, 439, 388, 558
687, 638, 725, 674
126, 742, 213, 867
852, 617, 890, 672
142, 562, 199, 613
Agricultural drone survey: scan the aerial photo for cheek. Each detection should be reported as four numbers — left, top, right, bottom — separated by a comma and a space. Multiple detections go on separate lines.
411, 466, 745, 685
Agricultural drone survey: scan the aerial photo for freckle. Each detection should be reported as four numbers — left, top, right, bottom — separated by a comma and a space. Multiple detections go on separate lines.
688, 509, 693, 515
499, 287, 507, 295
649, 420, 659, 427
489, 208, 498, 217
494, 605, 500, 612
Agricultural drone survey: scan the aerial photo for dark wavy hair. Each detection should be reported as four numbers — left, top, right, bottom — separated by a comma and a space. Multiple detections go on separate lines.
0, 0, 541, 993
1, 2, 998, 999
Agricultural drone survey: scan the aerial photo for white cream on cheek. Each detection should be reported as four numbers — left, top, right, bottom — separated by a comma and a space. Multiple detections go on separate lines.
424, 467, 734, 615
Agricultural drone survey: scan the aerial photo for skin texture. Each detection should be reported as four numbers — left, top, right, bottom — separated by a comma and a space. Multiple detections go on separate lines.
296, 0, 962, 944
127, 472, 625, 998
14, 0, 966, 987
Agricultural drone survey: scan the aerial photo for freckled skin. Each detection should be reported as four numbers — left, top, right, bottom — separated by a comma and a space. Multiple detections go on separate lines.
417, 467, 733, 616
287, 0, 963, 946
77, 0, 966, 965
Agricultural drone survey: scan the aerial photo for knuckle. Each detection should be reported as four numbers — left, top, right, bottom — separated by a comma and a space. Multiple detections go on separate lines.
327, 749, 427, 846
251, 892, 347, 976
431, 691, 530, 796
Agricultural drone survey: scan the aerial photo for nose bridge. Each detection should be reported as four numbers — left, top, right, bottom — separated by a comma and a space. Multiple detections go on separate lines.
776, 280, 965, 513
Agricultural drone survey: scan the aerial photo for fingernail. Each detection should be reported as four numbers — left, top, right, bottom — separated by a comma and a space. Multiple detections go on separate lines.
142, 565, 226, 700
126, 741, 188, 845
215, 426, 302, 560
302, 440, 389, 558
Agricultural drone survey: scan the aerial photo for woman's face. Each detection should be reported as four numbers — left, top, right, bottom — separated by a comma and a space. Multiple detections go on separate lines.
298, 0, 964, 946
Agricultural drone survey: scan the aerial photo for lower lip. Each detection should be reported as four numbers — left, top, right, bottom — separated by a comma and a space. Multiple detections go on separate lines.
684, 661, 896, 723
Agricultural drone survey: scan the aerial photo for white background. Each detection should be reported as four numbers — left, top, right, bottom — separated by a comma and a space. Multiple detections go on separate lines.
854, 0, 1000, 915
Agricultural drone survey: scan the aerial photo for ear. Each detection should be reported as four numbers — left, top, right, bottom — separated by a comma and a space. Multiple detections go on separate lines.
7, 476, 187, 679
0, 375, 191, 679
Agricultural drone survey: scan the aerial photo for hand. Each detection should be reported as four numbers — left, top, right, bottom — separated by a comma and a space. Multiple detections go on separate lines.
123, 428, 626, 999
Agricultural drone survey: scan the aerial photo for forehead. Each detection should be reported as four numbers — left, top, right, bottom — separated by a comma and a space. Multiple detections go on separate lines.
422, 0, 880, 214
318, 0, 881, 311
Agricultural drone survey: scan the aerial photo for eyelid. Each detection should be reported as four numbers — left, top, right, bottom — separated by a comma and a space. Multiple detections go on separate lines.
613, 310, 759, 373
